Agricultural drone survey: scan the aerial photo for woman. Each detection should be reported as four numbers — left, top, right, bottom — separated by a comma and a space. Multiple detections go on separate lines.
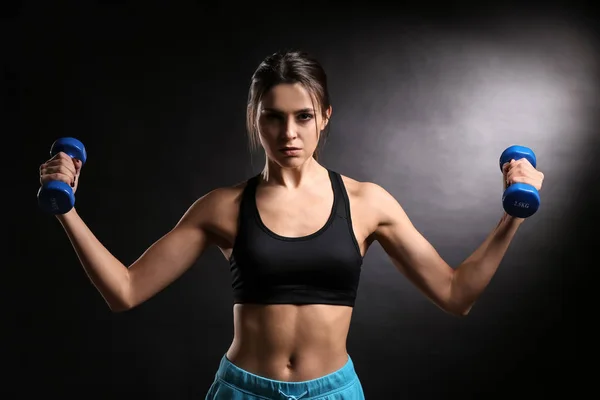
39, 50, 544, 399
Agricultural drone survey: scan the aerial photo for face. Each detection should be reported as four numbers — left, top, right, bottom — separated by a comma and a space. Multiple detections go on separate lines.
257, 83, 331, 167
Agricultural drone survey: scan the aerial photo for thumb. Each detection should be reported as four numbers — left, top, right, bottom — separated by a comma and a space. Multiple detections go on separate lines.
502, 159, 515, 175
73, 158, 83, 174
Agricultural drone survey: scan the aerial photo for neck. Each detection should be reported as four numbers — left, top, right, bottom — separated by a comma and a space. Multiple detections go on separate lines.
261, 156, 324, 188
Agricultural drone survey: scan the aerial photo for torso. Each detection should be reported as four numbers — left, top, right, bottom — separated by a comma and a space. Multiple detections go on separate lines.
202, 167, 378, 381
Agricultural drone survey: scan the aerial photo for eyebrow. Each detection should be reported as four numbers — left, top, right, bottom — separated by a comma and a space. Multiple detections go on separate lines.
262, 107, 315, 114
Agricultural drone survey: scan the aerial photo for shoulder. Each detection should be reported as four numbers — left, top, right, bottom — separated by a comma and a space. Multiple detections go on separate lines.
340, 173, 396, 205
339, 173, 403, 224
200, 180, 248, 207
180, 177, 251, 224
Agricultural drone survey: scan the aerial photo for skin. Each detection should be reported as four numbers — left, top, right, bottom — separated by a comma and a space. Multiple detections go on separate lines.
40, 83, 544, 382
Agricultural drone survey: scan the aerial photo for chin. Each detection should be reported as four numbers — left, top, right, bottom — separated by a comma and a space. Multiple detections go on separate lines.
278, 157, 308, 168
272, 153, 311, 168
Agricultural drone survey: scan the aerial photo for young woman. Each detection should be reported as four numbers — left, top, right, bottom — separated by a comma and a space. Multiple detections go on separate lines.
39, 50, 544, 399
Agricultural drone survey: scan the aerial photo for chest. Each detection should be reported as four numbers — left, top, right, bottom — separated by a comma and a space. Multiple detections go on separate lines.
212, 185, 376, 259
256, 188, 334, 238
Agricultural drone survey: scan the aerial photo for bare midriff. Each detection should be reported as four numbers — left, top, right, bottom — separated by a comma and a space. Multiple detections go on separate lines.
225, 303, 354, 382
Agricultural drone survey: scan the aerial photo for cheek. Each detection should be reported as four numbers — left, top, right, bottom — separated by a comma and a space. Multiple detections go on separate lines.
307, 128, 320, 145
258, 121, 279, 140
307, 119, 324, 142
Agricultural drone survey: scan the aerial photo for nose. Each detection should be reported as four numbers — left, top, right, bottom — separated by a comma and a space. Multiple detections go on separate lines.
281, 117, 298, 139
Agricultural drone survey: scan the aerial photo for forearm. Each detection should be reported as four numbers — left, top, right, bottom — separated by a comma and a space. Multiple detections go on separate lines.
450, 213, 524, 314
57, 209, 131, 311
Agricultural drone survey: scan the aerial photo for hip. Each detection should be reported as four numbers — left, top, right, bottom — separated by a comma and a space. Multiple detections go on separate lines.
206, 353, 365, 400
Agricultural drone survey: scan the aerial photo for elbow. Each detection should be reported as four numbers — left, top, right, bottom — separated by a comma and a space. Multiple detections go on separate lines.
443, 300, 473, 317
455, 303, 474, 317
444, 307, 471, 317
456, 306, 472, 317
447, 275, 473, 317
107, 280, 134, 313
434, 300, 470, 317
108, 297, 133, 313
109, 302, 132, 313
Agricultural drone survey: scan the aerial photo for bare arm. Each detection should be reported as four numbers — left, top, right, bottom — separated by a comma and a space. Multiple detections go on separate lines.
368, 183, 523, 316
57, 193, 214, 312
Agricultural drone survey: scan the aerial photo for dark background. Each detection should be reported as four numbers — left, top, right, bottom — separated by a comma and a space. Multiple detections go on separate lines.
4, 1, 597, 398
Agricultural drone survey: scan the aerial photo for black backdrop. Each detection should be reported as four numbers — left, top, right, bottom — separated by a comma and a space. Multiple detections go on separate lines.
5, 1, 598, 398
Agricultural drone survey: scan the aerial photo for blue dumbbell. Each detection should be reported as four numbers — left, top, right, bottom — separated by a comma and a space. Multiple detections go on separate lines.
37, 137, 87, 215
499, 145, 539, 218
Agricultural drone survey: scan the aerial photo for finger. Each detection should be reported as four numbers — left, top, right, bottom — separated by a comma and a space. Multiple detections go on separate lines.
506, 168, 519, 184
73, 158, 83, 174
40, 172, 73, 186
43, 159, 77, 177
508, 174, 541, 190
507, 167, 540, 186
507, 174, 527, 184
41, 164, 76, 180
516, 158, 533, 168
58, 152, 80, 175
48, 151, 67, 162
47, 152, 76, 166
517, 164, 538, 181
503, 158, 517, 172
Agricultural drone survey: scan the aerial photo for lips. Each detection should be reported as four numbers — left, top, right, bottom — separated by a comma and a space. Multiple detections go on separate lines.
279, 147, 301, 156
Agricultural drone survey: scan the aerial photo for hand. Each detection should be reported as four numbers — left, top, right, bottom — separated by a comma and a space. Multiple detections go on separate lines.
502, 158, 544, 192
39, 152, 83, 193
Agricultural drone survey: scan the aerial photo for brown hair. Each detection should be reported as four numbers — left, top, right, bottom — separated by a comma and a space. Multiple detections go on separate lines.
246, 50, 331, 161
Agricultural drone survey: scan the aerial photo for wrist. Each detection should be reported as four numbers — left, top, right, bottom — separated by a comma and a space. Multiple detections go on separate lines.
55, 207, 78, 224
502, 212, 525, 226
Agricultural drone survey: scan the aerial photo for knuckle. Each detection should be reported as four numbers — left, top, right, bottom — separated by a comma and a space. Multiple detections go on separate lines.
58, 165, 72, 176
41, 173, 70, 185
53, 173, 70, 184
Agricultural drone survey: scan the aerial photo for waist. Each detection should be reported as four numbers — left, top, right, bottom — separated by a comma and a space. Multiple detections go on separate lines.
215, 352, 359, 398
233, 284, 358, 307
226, 303, 352, 381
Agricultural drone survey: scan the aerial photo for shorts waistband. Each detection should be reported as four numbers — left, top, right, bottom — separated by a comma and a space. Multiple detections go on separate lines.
215, 354, 359, 399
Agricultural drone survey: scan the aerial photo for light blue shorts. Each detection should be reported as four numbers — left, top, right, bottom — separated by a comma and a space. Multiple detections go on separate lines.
205, 354, 365, 399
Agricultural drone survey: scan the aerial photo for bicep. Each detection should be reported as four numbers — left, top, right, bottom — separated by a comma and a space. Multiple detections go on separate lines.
371, 185, 454, 307
126, 198, 212, 308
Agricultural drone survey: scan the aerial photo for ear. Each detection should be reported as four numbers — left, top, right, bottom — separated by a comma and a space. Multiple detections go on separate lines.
321, 105, 332, 130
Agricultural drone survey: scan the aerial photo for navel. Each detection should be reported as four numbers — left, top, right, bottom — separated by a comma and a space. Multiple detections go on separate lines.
286, 354, 297, 369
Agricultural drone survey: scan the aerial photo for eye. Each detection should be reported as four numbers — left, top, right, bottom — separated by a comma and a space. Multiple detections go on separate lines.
297, 113, 314, 121
264, 113, 282, 121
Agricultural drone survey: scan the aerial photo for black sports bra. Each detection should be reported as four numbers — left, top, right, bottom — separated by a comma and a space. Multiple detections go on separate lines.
229, 169, 363, 307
